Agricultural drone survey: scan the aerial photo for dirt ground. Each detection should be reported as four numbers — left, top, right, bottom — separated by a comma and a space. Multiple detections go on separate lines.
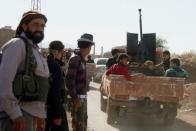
180, 83, 196, 113
182, 65, 196, 83
65, 82, 196, 131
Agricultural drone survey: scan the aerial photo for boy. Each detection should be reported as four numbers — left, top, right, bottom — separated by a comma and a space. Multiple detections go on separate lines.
65, 33, 94, 131
162, 50, 171, 71
106, 53, 131, 80
165, 58, 188, 78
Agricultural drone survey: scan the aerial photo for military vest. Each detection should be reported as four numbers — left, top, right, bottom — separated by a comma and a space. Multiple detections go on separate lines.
13, 36, 49, 102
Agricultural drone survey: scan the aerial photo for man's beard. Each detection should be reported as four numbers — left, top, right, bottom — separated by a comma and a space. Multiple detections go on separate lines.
25, 29, 44, 44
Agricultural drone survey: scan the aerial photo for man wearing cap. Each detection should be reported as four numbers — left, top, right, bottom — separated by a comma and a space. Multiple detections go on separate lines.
65, 33, 94, 131
45, 40, 69, 131
0, 11, 49, 131
106, 48, 120, 69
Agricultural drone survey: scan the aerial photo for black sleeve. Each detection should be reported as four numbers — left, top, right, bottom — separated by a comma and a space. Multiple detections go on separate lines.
47, 61, 63, 119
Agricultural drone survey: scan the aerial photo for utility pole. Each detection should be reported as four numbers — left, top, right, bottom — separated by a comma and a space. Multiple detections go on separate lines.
101, 46, 103, 57
31, 0, 41, 12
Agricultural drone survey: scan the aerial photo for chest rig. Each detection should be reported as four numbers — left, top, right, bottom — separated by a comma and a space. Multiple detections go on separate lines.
13, 36, 49, 102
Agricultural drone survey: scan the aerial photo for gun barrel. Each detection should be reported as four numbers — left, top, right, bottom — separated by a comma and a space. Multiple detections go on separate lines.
138, 9, 143, 42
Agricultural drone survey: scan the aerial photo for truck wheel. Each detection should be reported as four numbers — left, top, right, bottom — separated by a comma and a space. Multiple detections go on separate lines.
163, 106, 177, 126
100, 93, 107, 112
106, 98, 117, 124
163, 116, 175, 126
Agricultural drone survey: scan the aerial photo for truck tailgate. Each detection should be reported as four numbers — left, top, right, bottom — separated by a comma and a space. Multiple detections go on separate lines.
104, 75, 185, 103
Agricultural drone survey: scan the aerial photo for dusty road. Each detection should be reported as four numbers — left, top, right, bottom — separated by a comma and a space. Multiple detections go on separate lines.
87, 82, 196, 131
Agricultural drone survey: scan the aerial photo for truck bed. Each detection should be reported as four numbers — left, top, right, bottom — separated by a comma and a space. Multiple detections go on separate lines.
102, 75, 185, 103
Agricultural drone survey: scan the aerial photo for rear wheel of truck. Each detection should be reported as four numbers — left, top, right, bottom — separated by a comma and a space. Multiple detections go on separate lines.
163, 116, 175, 126
100, 92, 107, 112
163, 105, 177, 126
106, 98, 118, 124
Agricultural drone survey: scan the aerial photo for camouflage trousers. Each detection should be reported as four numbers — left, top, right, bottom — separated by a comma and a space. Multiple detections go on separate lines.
71, 98, 87, 131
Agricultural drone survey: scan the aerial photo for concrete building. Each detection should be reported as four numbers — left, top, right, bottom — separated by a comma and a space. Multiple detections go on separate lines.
0, 26, 15, 48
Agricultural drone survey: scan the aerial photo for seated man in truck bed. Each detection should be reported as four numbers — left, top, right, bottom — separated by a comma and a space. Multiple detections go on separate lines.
165, 58, 188, 78
106, 53, 132, 80
106, 48, 120, 69
140, 60, 163, 76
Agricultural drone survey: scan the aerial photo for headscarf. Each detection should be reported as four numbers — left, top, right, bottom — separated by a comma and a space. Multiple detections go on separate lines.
15, 11, 47, 36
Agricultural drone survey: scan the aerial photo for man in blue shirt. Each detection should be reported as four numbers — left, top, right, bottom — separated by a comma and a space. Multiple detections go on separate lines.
165, 58, 188, 78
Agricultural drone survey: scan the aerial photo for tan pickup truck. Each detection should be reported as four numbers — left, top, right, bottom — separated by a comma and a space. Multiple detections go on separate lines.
100, 75, 185, 125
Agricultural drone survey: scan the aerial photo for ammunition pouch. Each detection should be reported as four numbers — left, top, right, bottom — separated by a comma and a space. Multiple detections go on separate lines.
13, 73, 49, 102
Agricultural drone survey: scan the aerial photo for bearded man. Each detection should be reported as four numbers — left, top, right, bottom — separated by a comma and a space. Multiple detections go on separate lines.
0, 11, 49, 131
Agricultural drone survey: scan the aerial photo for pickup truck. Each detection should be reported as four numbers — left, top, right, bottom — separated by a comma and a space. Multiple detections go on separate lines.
100, 75, 185, 125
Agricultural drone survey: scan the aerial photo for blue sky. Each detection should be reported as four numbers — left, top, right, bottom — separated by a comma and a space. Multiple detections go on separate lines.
0, 0, 196, 54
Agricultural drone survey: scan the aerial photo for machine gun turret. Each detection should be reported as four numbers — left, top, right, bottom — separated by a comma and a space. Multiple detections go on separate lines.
127, 9, 156, 64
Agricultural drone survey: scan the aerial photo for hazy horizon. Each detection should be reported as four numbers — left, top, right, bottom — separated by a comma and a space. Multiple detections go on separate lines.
0, 0, 195, 55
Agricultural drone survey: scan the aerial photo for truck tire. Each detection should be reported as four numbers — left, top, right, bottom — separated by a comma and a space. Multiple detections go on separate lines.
100, 93, 107, 112
163, 116, 175, 126
106, 98, 117, 124
163, 105, 177, 126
